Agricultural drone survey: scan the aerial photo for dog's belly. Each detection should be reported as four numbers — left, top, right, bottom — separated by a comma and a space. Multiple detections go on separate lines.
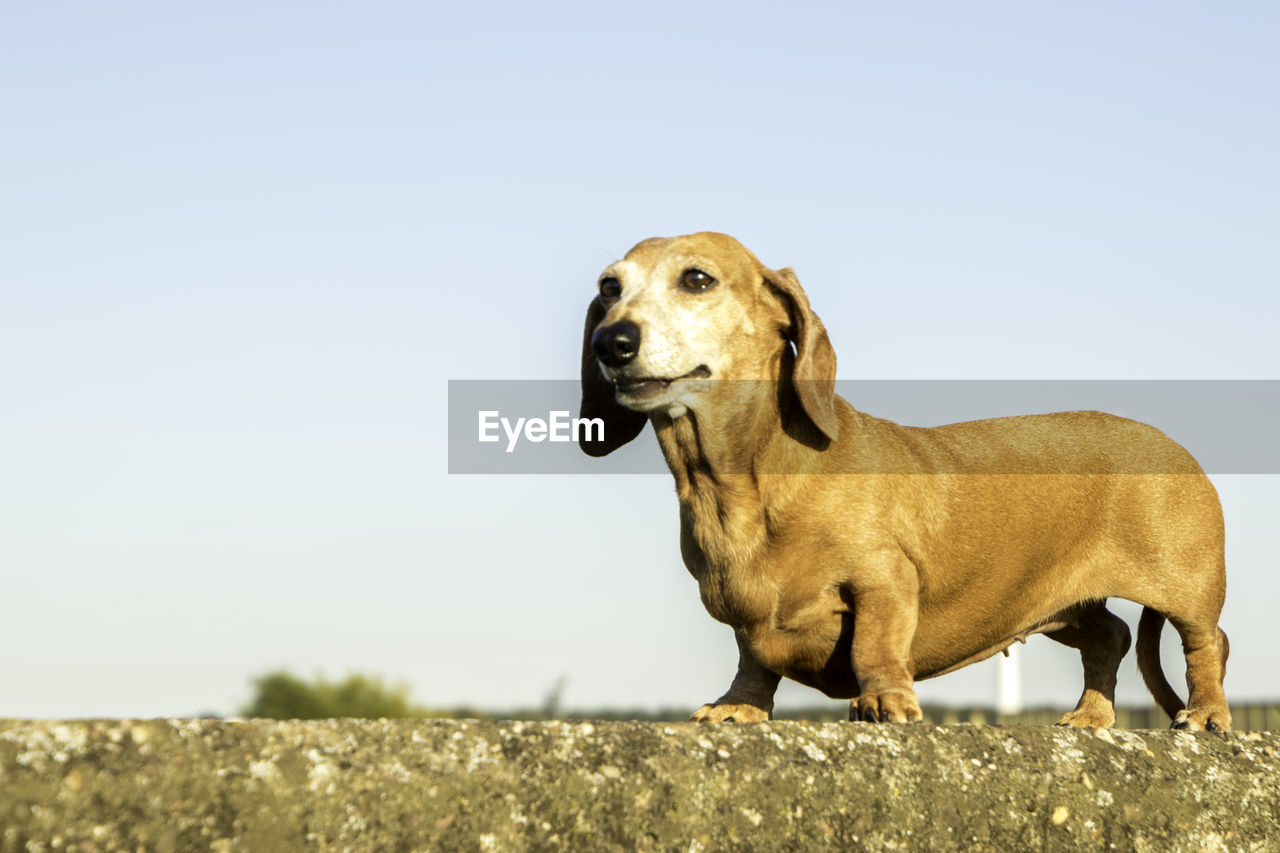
736, 582, 1031, 698
910, 615, 1073, 680
745, 602, 1073, 698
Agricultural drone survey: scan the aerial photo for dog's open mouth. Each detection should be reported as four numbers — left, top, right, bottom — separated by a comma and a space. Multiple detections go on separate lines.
614, 365, 711, 399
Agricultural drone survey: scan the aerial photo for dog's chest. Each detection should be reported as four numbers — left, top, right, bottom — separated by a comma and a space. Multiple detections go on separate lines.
677, 493, 776, 623
683, 524, 845, 641
746, 588, 856, 697
678, 534, 761, 622
680, 530, 771, 627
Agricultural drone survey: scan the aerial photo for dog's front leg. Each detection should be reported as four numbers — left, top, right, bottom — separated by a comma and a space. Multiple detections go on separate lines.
849, 577, 923, 723
690, 632, 781, 723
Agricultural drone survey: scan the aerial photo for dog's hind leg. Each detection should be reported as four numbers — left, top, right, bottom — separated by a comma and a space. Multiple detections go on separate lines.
1137, 575, 1232, 731
1168, 618, 1232, 732
1047, 604, 1132, 728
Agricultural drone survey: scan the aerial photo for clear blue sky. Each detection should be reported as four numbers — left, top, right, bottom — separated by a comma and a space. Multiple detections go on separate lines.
2, 3, 1276, 717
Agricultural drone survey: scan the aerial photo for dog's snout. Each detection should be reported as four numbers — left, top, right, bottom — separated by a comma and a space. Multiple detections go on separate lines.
591, 320, 641, 368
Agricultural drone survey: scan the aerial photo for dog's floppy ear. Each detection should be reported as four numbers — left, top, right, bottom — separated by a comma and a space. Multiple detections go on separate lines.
764, 267, 839, 442
580, 296, 647, 456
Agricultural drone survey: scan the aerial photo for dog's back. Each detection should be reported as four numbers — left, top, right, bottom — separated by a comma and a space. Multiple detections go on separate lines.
841, 407, 1204, 475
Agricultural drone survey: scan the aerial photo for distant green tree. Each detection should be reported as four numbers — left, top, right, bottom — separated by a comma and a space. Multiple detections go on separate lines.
240, 671, 440, 719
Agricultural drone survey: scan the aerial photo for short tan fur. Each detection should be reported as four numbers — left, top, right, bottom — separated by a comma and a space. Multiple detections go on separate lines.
580, 232, 1230, 731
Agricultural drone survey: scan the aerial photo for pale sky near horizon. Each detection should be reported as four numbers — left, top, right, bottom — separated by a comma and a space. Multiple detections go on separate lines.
2, 3, 1277, 718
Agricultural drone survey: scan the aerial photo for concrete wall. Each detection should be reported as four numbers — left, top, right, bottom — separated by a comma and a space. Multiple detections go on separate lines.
2, 719, 1277, 852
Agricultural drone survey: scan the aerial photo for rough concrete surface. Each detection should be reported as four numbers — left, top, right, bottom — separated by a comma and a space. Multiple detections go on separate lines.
1, 719, 1277, 852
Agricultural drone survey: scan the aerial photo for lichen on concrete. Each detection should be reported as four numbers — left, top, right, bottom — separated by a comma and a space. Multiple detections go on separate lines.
1, 719, 1277, 851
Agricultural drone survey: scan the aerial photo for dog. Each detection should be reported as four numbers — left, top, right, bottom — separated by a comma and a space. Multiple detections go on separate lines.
579, 232, 1231, 731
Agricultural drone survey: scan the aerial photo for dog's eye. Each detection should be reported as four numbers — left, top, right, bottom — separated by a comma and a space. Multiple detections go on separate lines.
681, 269, 717, 291
599, 277, 621, 299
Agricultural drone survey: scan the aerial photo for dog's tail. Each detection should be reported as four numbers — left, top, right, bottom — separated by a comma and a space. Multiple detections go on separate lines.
1136, 607, 1185, 720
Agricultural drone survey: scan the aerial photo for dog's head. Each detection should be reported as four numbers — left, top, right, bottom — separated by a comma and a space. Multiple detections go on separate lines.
579, 232, 838, 456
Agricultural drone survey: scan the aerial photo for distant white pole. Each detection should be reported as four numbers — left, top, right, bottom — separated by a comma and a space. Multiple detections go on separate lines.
996, 643, 1023, 716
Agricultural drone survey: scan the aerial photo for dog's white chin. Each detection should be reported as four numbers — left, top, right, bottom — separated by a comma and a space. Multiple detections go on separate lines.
613, 375, 707, 413
607, 363, 711, 413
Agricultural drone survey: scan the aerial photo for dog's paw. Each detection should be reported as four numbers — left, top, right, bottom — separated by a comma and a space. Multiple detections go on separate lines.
1055, 706, 1116, 728
1171, 707, 1233, 732
1054, 696, 1116, 722
690, 703, 771, 723
850, 690, 923, 723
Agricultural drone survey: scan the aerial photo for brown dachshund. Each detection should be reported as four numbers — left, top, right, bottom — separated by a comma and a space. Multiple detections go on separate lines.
579, 232, 1231, 731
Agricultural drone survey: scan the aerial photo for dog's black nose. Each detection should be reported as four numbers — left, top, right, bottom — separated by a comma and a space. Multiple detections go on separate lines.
591, 320, 641, 368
